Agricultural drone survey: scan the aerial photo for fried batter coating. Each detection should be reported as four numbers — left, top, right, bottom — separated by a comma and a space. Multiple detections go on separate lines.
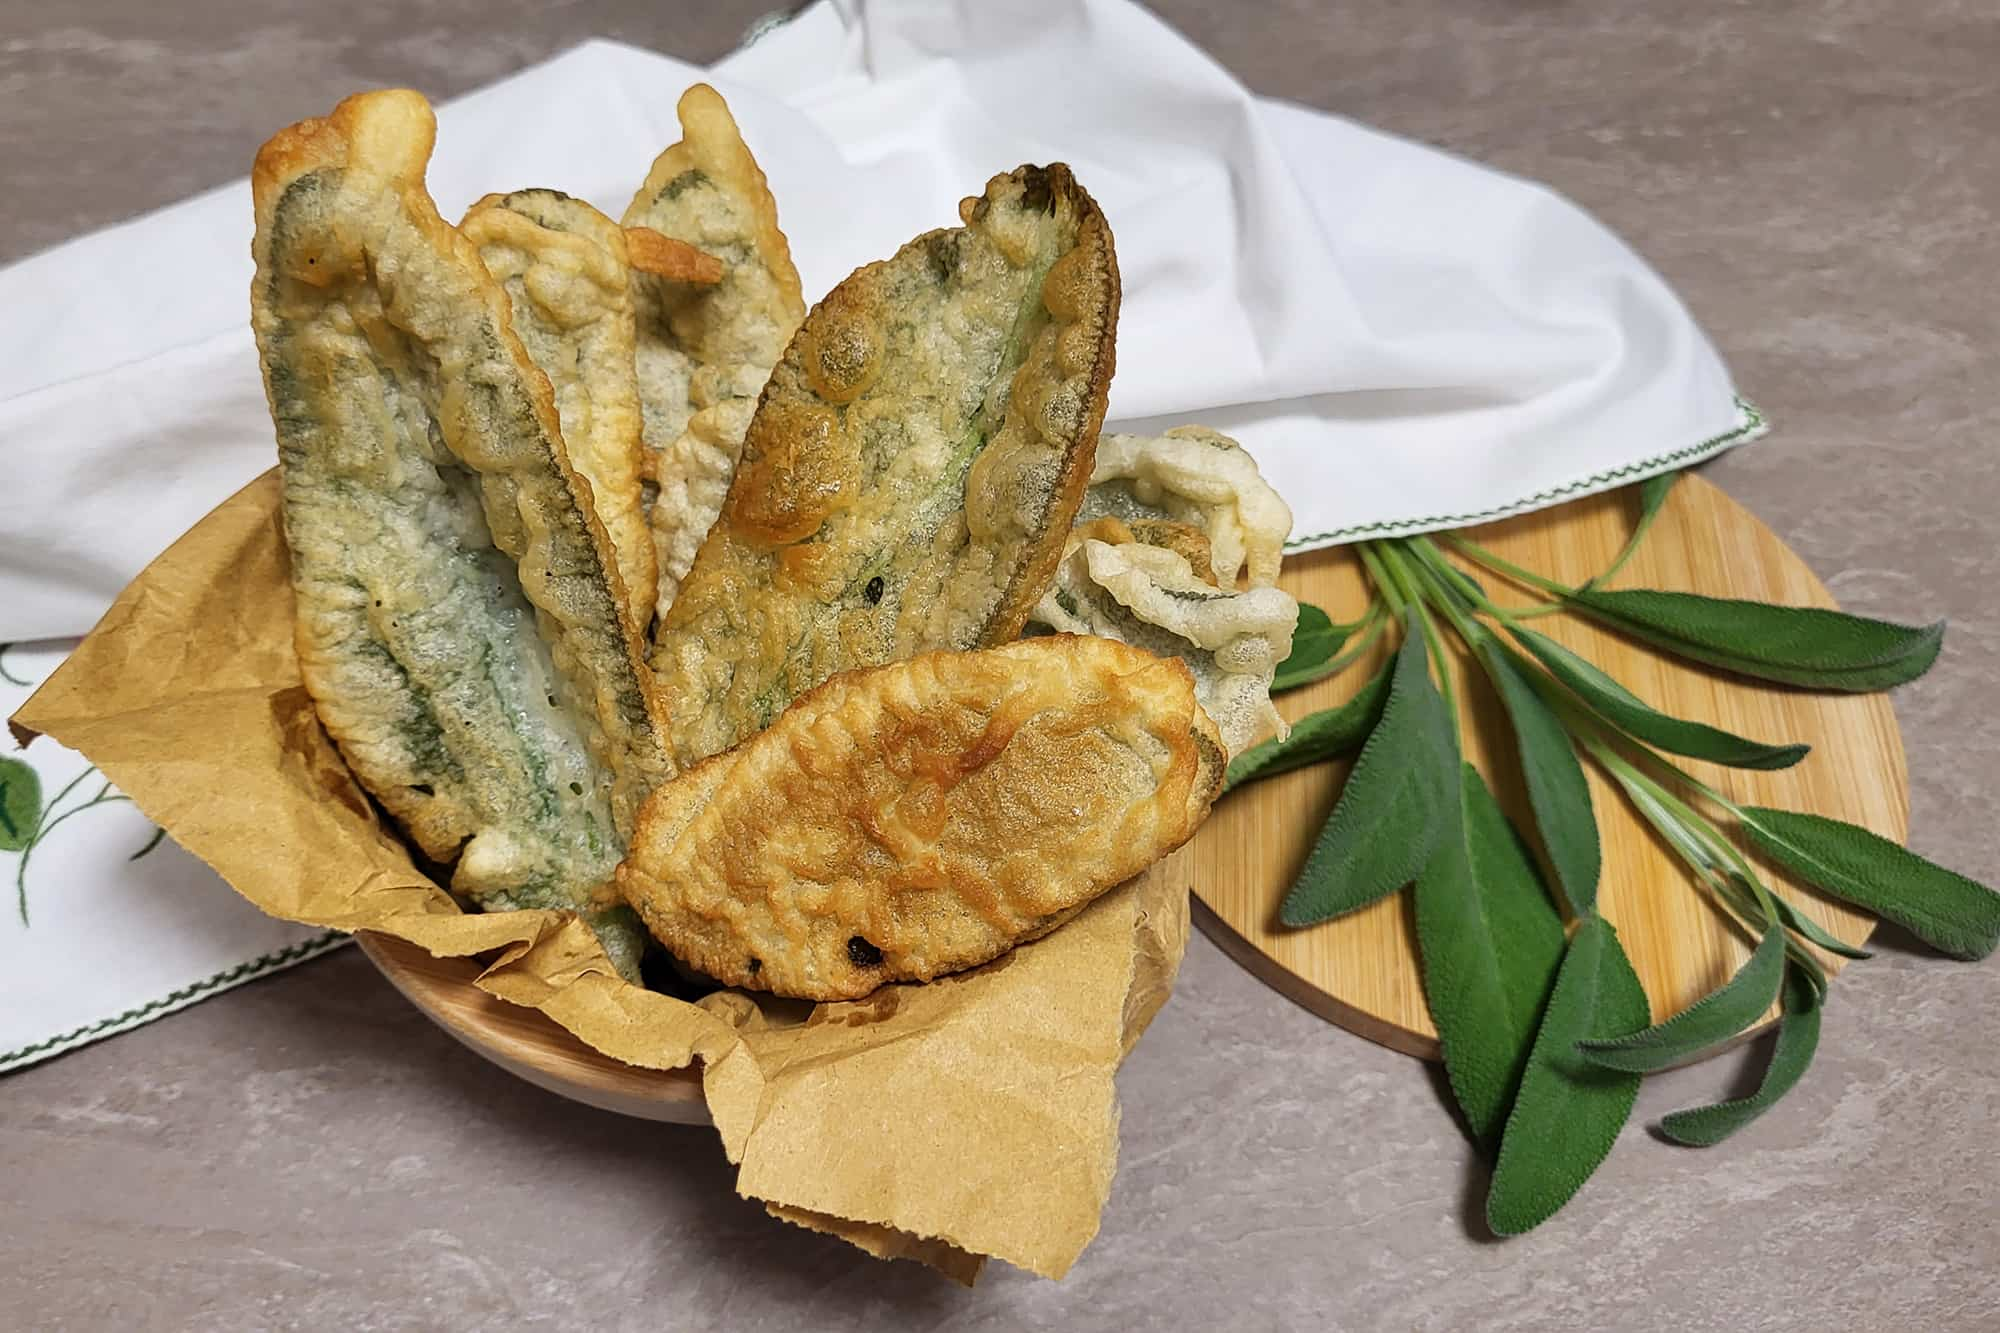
462, 189, 657, 627
651, 163, 1122, 767
623, 84, 805, 623
250, 91, 671, 969
623, 226, 725, 285
1082, 426, 1294, 588
1032, 535, 1298, 758
616, 637, 1223, 999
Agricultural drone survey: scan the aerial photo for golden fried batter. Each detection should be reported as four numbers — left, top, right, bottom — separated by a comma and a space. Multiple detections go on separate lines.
623, 226, 725, 285
650, 163, 1122, 767
250, 91, 671, 972
462, 189, 656, 627
616, 636, 1223, 1000
623, 84, 806, 624
1083, 426, 1294, 588
1032, 536, 1297, 758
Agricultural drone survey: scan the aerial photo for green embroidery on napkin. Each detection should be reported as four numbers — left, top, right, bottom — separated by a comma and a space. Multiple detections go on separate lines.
0, 930, 350, 1073
1284, 397, 1767, 549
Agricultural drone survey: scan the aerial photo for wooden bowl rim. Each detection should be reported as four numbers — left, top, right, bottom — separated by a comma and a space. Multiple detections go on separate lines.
356, 930, 711, 1125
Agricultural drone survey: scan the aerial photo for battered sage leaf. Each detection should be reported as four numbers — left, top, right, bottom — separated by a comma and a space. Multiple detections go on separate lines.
1487, 916, 1651, 1236
1510, 627, 1807, 770
1739, 807, 2000, 960
1475, 634, 1601, 917
1224, 660, 1392, 792
1279, 613, 1454, 927
1564, 588, 1945, 692
1577, 921, 1786, 1072
1658, 966, 1823, 1146
1415, 761, 1567, 1153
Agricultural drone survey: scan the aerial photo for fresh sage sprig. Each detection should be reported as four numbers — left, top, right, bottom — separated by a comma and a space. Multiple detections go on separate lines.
1230, 470, 1999, 1233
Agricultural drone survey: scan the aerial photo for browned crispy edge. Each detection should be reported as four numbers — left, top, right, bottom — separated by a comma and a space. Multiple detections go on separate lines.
625, 82, 805, 327
624, 226, 725, 284
978, 163, 1122, 647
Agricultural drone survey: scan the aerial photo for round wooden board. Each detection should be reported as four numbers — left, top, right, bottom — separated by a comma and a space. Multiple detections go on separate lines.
1191, 476, 1908, 1059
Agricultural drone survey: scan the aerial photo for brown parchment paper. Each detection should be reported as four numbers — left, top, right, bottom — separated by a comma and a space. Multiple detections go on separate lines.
10, 472, 1192, 1282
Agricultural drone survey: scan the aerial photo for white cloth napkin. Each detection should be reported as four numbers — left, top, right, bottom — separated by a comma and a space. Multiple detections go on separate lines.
0, 0, 1758, 1070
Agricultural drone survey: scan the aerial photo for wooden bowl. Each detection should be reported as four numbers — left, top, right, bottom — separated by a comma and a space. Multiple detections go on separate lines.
356, 931, 710, 1124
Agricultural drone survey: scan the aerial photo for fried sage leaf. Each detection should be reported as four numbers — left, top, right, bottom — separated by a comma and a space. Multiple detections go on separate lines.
1030, 531, 1297, 757
249, 91, 670, 964
1081, 427, 1294, 588
623, 83, 806, 622
616, 636, 1223, 1000
462, 189, 656, 627
651, 163, 1122, 766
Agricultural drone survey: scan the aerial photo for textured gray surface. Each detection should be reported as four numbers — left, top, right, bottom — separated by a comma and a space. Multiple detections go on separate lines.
3, 2, 1997, 1328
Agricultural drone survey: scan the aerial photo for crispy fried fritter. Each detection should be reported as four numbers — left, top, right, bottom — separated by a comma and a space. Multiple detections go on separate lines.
650, 163, 1122, 767
1082, 426, 1294, 588
623, 83, 805, 623
249, 91, 671, 970
462, 189, 656, 628
615, 636, 1222, 1000
1031, 538, 1297, 758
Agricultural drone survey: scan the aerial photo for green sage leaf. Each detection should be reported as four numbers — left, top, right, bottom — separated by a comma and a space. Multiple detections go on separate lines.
1225, 660, 1392, 792
1415, 762, 1567, 1153
1476, 636, 1601, 917
1279, 612, 1455, 927
1766, 885, 1872, 961
0, 756, 40, 852
1510, 628, 1807, 771
1585, 471, 1681, 591
1565, 588, 1944, 692
1659, 966, 1823, 1146
1487, 916, 1651, 1236
1271, 603, 1350, 693
1739, 806, 2000, 960
1636, 469, 1680, 524
1577, 920, 1786, 1072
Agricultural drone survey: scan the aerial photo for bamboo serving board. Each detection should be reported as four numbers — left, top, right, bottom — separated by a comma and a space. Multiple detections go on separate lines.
1191, 476, 1907, 1058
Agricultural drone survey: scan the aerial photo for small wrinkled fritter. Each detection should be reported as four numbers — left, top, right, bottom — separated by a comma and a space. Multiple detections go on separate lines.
651, 163, 1122, 767
623, 83, 805, 623
250, 90, 671, 972
1032, 535, 1298, 758
1038, 426, 1299, 756
462, 189, 656, 627
1082, 426, 1294, 588
616, 637, 1223, 1000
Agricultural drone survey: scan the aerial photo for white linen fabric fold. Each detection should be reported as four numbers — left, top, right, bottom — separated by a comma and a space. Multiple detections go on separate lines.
0, 0, 1756, 645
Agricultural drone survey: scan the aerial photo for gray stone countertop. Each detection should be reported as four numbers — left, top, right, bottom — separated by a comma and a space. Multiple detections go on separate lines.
3, 3, 1995, 1328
